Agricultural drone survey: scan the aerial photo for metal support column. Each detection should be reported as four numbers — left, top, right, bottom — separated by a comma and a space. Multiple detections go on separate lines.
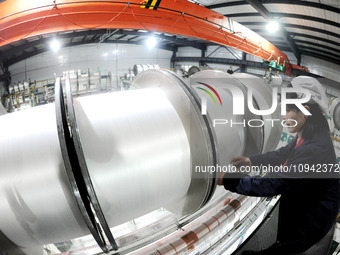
241, 52, 247, 73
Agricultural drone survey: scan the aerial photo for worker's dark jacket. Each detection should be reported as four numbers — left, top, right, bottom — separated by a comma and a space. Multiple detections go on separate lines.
223, 130, 339, 253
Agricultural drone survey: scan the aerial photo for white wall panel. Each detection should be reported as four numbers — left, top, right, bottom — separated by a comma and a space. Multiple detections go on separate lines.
9, 44, 172, 84
10, 43, 332, 88
206, 45, 242, 59
177, 47, 201, 57
177, 46, 242, 60
246, 54, 262, 63
245, 68, 265, 76
174, 47, 201, 69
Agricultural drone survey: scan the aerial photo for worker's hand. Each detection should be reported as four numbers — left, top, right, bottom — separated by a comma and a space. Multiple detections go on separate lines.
230, 156, 251, 168
217, 170, 226, 186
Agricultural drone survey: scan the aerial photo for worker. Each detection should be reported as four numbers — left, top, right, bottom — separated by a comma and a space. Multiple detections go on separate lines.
227, 66, 234, 74
218, 76, 339, 255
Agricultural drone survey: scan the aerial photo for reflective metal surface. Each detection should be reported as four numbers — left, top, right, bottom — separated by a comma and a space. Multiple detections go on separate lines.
189, 70, 282, 164
190, 70, 266, 157
190, 70, 247, 165
131, 69, 217, 215
233, 73, 282, 153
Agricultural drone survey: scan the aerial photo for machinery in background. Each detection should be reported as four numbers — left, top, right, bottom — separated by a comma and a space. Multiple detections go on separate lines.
0, 69, 115, 112
133, 64, 160, 76
62, 69, 101, 93
120, 69, 135, 90
0, 64, 163, 112
120, 64, 160, 90
175, 65, 209, 78
1, 80, 43, 112
187, 66, 203, 77
175, 64, 191, 78
263, 70, 283, 86
177, 65, 284, 89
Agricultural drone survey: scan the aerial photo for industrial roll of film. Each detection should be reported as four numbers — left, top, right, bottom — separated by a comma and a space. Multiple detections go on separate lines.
0, 69, 282, 254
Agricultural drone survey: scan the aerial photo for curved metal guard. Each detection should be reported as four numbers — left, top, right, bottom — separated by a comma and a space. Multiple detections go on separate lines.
131, 69, 218, 214
55, 78, 118, 253
168, 71, 218, 206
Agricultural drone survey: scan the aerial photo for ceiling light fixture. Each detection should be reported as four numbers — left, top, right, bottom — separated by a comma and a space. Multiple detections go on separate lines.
266, 20, 279, 33
147, 36, 157, 49
50, 39, 61, 52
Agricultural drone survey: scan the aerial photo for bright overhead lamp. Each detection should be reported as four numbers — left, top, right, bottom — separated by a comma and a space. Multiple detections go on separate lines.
266, 20, 279, 33
147, 36, 157, 49
50, 39, 61, 52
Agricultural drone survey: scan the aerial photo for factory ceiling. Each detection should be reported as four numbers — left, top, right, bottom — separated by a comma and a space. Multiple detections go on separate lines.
0, 0, 339, 74
0, 29, 208, 67
205, 0, 340, 66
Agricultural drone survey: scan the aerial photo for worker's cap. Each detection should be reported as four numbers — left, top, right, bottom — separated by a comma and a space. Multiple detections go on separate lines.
291, 76, 329, 115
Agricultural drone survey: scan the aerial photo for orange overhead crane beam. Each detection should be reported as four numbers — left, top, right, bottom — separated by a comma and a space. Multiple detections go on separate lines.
0, 0, 298, 75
